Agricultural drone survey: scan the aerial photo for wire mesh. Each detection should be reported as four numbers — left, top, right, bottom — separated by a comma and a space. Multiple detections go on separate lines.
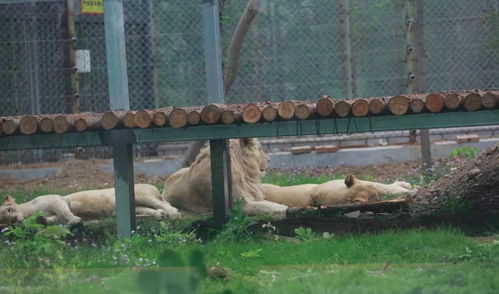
0, 0, 498, 164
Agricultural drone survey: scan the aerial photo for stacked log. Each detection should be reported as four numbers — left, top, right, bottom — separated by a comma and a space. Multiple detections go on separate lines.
0, 90, 495, 137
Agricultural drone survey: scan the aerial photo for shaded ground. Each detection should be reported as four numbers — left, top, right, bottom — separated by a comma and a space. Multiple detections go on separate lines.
0, 160, 163, 193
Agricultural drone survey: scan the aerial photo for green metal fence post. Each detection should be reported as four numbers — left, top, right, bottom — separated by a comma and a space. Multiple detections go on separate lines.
112, 143, 136, 238
210, 139, 230, 226
104, 0, 135, 237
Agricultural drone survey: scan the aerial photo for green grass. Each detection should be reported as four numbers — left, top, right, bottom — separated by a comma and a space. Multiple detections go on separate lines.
1, 227, 498, 294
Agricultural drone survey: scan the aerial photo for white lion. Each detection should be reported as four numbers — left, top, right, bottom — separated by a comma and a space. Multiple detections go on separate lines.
163, 138, 288, 219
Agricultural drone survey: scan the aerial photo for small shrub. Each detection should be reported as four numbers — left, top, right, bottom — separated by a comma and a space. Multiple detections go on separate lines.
449, 147, 480, 159
215, 198, 256, 243
155, 221, 198, 246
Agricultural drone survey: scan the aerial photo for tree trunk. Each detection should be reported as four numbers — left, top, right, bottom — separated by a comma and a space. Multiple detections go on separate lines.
412, 144, 499, 215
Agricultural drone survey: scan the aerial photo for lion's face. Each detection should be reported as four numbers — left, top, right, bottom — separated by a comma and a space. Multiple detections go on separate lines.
239, 138, 269, 177
344, 175, 382, 203
0, 197, 23, 224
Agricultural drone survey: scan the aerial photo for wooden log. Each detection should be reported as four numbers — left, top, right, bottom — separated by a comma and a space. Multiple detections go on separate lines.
53, 115, 76, 134
74, 114, 101, 132
277, 101, 296, 120
123, 111, 136, 128
444, 93, 462, 110
316, 95, 335, 117
334, 99, 351, 117
368, 97, 387, 115
187, 110, 201, 125
425, 93, 445, 113
286, 198, 410, 218
351, 99, 369, 117
242, 104, 262, 123
40, 117, 54, 133
152, 108, 174, 127
262, 104, 278, 122
481, 91, 498, 109
295, 103, 316, 120
134, 110, 153, 129
201, 104, 223, 124
2, 118, 20, 135
19, 115, 39, 135
169, 108, 188, 128
388, 95, 410, 115
463, 92, 482, 111
101, 111, 125, 130
221, 109, 238, 124
409, 98, 425, 113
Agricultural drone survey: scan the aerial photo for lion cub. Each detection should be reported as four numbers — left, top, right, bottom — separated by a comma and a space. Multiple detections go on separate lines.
0, 195, 81, 225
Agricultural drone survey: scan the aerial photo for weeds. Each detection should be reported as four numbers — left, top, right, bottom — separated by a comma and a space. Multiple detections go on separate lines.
449, 147, 480, 159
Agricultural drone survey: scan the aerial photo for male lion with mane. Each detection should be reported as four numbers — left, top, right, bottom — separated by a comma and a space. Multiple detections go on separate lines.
162, 138, 288, 219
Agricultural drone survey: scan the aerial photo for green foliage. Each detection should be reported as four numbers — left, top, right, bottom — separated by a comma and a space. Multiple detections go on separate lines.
294, 227, 319, 241
436, 198, 471, 215
241, 248, 263, 258
215, 198, 256, 243
449, 147, 480, 159
154, 221, 198, 246
4, 214, 71, 259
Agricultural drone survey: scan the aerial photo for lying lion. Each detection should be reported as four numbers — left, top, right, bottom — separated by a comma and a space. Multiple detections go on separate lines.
0, 184, 180, 225
260, 175, 412, 207
163, 138, 288, 219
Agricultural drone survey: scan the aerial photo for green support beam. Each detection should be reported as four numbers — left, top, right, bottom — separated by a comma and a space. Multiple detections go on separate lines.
0, 110, 498, 151
113, 143, 136, 238
209, 139, 230, 226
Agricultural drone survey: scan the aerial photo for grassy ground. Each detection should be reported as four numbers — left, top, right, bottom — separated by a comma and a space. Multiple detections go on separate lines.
1, 227, 498, 294
1, 161, 497, 293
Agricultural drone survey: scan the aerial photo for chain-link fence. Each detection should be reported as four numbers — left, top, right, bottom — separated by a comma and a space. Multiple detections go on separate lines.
0, 0, 498, 163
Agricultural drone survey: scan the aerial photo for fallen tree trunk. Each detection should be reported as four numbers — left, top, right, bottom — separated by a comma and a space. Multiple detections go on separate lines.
412, 144, 499, 215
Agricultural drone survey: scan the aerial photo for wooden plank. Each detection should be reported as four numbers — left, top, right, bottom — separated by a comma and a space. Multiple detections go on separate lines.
210, 139, 230, 226
0, 110, 498, 150
113, 143, 136, 238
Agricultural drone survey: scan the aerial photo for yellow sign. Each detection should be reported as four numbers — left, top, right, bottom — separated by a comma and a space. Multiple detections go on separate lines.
81, 0, 104, 15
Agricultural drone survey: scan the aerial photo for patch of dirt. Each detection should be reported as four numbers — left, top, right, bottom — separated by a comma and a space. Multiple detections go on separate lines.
0, 160, 163, 193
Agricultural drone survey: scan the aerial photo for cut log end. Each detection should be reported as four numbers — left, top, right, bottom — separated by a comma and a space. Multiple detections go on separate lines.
388, 96, 409, 116
20, 116, 38, 135
2, 119, 18, 135
169, 109, 188, 128
242, 104, 262, 123
53, 116, 69, 134
221, 111, 236, 124
278, 101, 296, 120
134, 110, 152, 129
425, 93, 445, 113
481, 92, 498, 109
463, 93, 482, 112
201, 104, 222, 124
295, 103, 316, 120
368, 98, 386, 114
101, 111, 119, 130
153, 111, 168, 127
409, 99, 425, 113
444, 93, 462, 110
40, 118, 54, 133
351, 99, 369, 117
187, 111, 201, 125
334, 100, 351, 117
123, 112, 136, 128
74, 118, 87, 132
316, 97, 334, 116
262, 106, 277, 122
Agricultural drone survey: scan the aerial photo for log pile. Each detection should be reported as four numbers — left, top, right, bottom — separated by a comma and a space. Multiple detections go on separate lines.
1, 90, 497, 136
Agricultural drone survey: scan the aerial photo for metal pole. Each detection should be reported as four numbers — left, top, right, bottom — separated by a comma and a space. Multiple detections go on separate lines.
104, 0, 135, 237
202, 0, 231, 225
104, 0, 130, 111
210, 139, 230, 226
202, 0, 224, 104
